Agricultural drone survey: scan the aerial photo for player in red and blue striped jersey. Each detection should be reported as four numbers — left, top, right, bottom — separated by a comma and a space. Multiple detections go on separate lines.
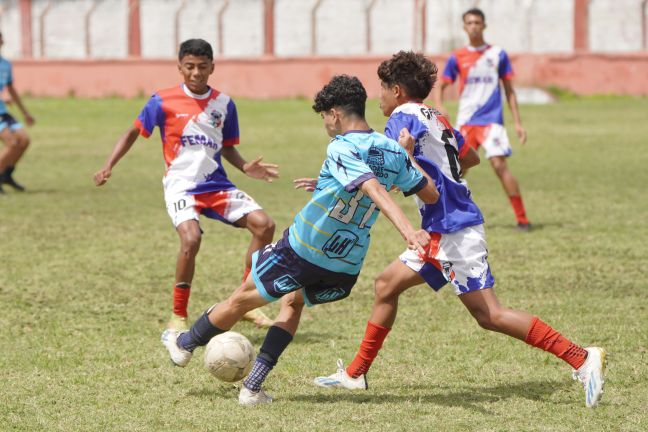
93, 39, 276, 329
435, 8, 531, 230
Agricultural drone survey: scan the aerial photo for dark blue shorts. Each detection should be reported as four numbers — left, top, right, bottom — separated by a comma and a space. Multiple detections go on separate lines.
251, 230, 359, 306
0, 113, 21, 132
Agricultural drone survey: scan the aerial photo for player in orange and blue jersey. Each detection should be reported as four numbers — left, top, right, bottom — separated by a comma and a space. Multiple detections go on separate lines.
93, 39, 276, 329
435, 8, 531, 230
0, 31, 35, 194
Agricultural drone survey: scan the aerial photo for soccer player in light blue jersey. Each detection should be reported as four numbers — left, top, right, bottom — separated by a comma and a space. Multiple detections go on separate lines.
162, 74, 440, 405
0, 32, 35, 194
315, 52, 606, 409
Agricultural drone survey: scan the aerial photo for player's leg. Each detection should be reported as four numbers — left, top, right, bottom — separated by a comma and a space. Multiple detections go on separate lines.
481, 124, 530, 228
314, 259, 424, 389
233, 208, 276, 328
0, 126, 17, 193
240, 292, 305, 406
1, 128, 30, 191
459, 288, 606, 407
169, 219, 202, 330
162, 275, 270, 367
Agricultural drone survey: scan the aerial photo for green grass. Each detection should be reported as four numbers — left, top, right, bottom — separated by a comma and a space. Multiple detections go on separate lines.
1, 96, 647, 431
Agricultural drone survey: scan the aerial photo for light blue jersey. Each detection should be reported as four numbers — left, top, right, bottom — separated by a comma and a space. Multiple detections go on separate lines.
0, 57, 13, 115
288, 130, 427, 275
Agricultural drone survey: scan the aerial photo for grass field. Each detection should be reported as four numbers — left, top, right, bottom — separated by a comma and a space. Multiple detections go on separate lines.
1, 95, 647, 431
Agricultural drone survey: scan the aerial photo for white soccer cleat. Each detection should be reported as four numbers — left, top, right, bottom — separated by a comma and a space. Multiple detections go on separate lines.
238, 386, 273, 406
161, 329, 193, 367
572, 347, 607, 408
313, 359, 368, 390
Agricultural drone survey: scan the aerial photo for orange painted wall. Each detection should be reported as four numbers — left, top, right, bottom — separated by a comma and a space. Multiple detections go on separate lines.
13, 53, 648, 99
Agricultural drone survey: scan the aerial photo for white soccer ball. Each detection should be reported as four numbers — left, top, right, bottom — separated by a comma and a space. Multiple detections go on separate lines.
204, 331, 256, 382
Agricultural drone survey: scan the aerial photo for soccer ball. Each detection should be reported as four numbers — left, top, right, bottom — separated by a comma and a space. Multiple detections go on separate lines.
204, 331, 256, 382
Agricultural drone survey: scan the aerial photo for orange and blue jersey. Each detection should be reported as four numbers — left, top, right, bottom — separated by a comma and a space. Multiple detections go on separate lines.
134, 84, 240, 195
442, 45, 514, 127
385, 103, 483, 234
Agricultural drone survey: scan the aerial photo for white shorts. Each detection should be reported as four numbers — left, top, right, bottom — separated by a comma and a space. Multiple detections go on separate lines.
399, 225, 494, 295
460, 124, 512, 159
164, 188, 262, 228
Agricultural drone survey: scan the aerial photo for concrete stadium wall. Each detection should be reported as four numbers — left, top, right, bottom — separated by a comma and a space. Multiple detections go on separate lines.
12, 53, 648, 99
1, 0, 648, 58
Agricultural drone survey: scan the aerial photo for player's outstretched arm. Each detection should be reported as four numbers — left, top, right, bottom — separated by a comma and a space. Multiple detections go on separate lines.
502, 79, 527, 145
7, 84, 35, 126
360, 178, 430, 255
221, 147, 279, 183
93, 125, 140, 186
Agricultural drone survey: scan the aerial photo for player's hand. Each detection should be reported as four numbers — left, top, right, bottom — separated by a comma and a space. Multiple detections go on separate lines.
243, 156, 279, 182
406, 229, 430, 256
93, 167, 112, 186
515, 123, 527, 145
24, 114, 35, 127
398, 128, 415, 154
293, 178, 318, 192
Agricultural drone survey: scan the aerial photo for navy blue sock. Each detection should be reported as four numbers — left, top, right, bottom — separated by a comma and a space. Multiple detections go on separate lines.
177, 312, 225, 352
243, 326, 293, 391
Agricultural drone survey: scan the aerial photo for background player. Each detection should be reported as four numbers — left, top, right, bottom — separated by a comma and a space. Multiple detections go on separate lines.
0, 31, 35, 194
434, 8, 531, 230
315, 51, 606, 408
161, 74, 439, 406
93, 39, 276, 329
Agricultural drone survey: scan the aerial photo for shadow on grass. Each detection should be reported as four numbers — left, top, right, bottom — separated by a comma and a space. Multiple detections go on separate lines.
286, 379, 567, 413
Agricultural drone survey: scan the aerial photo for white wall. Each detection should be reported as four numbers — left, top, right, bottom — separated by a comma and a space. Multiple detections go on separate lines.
589, 0, 644, 52
0, 0, 645, 59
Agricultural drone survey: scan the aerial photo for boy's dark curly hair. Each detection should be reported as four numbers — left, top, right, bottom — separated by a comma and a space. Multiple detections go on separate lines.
312, 75, 367, 117
377, 51, 438, 100
178, 39, 213, 61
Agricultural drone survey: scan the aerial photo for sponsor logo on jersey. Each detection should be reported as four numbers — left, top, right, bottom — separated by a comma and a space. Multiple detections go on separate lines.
323, 229, 359, 259
180, 134, 220, 150
208, 110, 223, 128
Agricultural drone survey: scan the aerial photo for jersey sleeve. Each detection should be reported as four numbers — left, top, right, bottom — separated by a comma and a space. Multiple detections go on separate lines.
327, 139, 376, 192
222, 99, 240, 147
134, 94, 163, 138
385, 112, 428, 143
498, 50, 514, 80
393, 146, 427, 197
442, 54, 459, 83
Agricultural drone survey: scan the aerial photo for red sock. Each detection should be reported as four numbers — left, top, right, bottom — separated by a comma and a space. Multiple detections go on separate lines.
509, 195, 529, 225
346, 321, 391, 378
525, 317, 588, 369
173, 282, 191, 318
242, 267, 251, 283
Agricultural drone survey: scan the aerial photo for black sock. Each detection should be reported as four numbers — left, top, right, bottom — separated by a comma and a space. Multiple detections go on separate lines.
243, 326, 293, 391
177, 312, 225, 352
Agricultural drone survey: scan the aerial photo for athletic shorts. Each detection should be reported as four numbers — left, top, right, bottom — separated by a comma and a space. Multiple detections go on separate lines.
0, 113, 23, 133
399, 224, 494, 295
460, 124, 512, 159
164, 188, 262, 228
251, 230, 358, 307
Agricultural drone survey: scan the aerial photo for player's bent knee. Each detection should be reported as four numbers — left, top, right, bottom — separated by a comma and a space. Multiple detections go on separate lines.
179, 232, 201, 256
373, 274, 398, 302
